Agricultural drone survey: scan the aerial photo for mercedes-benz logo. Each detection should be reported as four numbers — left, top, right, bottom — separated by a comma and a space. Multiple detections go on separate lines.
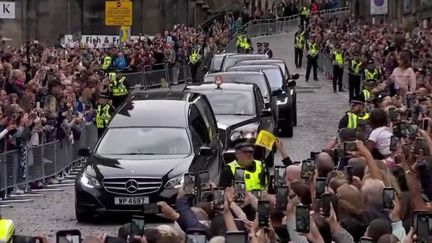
125, 179, 139, 193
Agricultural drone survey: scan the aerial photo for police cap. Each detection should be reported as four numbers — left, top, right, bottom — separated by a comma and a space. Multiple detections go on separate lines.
365, 79, 377, 86
353, 51, 360, 56
263, 42, 269, 46
257, 42, 262, 46
99, 92, 111, 99
350, 98, 364, 106
335, 44, 340, 48
233, 138, 255, 152
367, 59, 374, 64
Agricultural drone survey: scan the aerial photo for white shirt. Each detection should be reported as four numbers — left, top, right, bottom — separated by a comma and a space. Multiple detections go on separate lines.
368, 126, 393, 156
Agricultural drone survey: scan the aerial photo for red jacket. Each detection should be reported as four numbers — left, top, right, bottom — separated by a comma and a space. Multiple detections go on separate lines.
312, 3, 319, 14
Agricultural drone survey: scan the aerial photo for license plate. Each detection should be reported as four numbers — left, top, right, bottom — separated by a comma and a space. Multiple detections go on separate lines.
114, 197, 149, 205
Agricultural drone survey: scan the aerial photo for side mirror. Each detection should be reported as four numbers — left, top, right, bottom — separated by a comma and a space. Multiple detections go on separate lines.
291, 74, 300, 80
199, 146, 213, 157
261, 108, 272, 117
78, 148, 91, 157
287, 80, 297, 88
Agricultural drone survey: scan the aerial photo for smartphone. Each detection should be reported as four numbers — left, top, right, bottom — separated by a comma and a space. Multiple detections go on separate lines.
408, 124, 419, 139
234, 168, 245, 182
364, 125, 372, 137
186, 229, 207, 243
343, 141, 357, 152
274, 166, 286, 186
383, 187, 395, 209
416, 213, 431, 243
143, 203, 161, 214
104, 236, 124, 243
315, 177, 327, 198
301, 161, 311, 179
56, 230, 81, 243
415, 138, 424, 154
13, 236, 37, 243
251, 189, 261, 199
422, 119, 429, 130
198, 170, 210, 190
295, 205, 310, 233
389, 107, 397, 121
275, 186, 289, 211
321, 193, 331, 217
310, 151, 320, 160
234, 181, 246, 202
225, 231, 248, 243
359, 236, 373, 243
213, 189, 225, 210
389, 136, 398, 152
345, 166, 353, 184
183, 173, 197, 195
258, 200, 270, 227
130, 215, 145, 236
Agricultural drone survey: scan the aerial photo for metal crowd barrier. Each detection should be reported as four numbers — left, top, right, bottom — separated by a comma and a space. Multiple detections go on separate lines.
121, 64, 192, 90
225, 7, 350, 52
0, 124, 98, 205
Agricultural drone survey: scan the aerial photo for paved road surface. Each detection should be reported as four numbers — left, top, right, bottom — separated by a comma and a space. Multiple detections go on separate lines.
2, 32, 349, 239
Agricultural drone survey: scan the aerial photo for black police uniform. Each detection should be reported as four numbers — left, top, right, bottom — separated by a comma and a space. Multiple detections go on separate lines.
332, 47, 345, 92
348, 52, 364, 102
263, 43, 273, 58
96, 93, 116, 138
219, 139, 268, 189
294, 28, 307, 68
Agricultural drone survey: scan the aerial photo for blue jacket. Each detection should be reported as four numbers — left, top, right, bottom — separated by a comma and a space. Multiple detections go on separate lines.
113, 56, 127, 71
175, 197, 207, 232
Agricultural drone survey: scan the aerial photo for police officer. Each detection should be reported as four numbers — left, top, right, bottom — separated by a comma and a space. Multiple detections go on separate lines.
101, 52, 112, 72
305, 35, 319, 82
362, 79, 377, 104
294, 25, 306, 68
219, 139, 267, 191
332, 44, 345, 93
256, 42, 264, 54
363, 59, 381, 84
299, 3, 311, 29
95, 93, 115, 138
108, 72, 129, 108
189, 45, 202, 83
338, 98, 364, 130
263, 42, 273, 58
348, 51, 363, 102
236, 33, 252, 54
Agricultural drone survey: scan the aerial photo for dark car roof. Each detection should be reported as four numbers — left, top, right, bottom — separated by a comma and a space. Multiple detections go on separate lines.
204, 71, 270, 98
185, 82, 255, 92
222, 54, 268, 70
205, 71, 266, 80
109, 91, 199, 128
228, 64, 282, 71
236, 59, 286, 64
235, 59, 289, 77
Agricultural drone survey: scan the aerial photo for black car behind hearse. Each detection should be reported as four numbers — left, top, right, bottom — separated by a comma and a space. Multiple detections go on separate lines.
75, 91, 224, 222
184, 81, 276, 167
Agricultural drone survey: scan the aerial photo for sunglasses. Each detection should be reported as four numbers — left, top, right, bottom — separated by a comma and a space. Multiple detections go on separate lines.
240, 150, 254, 154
